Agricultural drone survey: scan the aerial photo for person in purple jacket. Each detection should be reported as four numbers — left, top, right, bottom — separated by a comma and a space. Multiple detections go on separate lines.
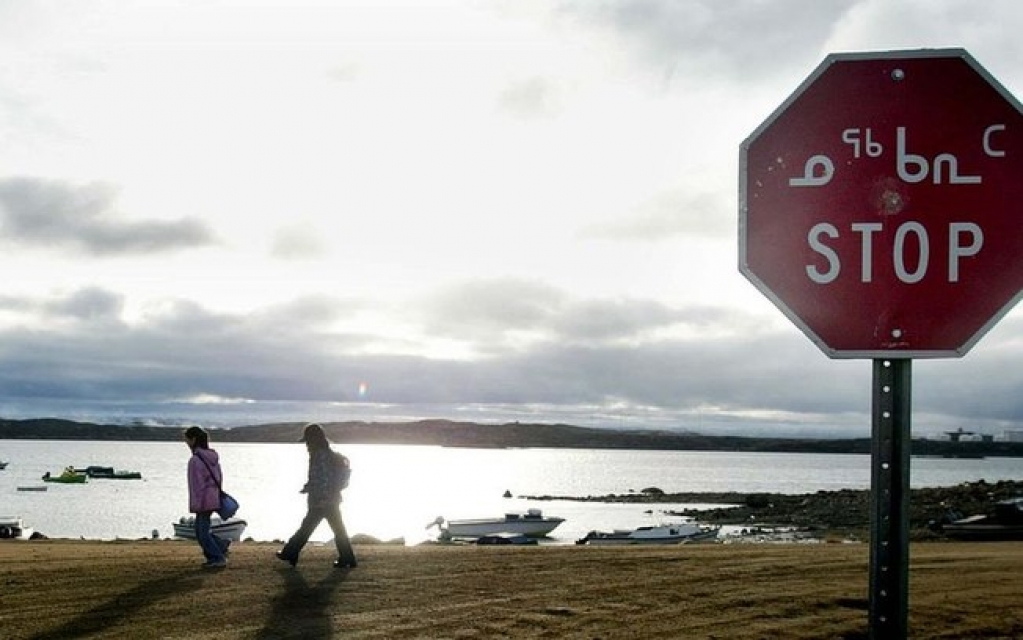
185, 426, 229, 569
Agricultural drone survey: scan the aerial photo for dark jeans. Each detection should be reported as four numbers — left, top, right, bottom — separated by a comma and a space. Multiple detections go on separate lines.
195, 511, 228, 562
280, 500, 356, 565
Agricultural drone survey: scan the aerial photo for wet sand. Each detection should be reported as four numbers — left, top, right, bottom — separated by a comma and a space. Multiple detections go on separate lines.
2, 539, 1022, 639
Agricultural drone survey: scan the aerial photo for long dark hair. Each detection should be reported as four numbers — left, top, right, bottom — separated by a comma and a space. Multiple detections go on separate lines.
184, 425, 210, 449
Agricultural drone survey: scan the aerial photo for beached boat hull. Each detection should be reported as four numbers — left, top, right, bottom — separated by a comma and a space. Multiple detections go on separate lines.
942, 520, 1023, 541
172, 517, 248, 542
0, 517, 34, 540
439, 510, 565, 539
475, 532, 538, 545
577, 524, 720, 545
941, 497, 1023, 541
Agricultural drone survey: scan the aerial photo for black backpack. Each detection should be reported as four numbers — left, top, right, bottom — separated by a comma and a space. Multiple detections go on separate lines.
332, 451, 351, 492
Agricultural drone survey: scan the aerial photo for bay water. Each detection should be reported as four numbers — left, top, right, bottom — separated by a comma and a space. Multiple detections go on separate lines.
1, 440, 1020, 544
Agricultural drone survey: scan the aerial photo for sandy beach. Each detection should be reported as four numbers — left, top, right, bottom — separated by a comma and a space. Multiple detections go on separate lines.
2, 539, 1022, 639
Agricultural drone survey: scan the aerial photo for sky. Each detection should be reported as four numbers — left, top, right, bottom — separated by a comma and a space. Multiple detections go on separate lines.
3, 0, 1023, 438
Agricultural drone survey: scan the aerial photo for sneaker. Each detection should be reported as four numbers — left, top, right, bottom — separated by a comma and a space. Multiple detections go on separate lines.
276, 551, 297, 567
202, 559, 227, 569
333, 559, 357, 569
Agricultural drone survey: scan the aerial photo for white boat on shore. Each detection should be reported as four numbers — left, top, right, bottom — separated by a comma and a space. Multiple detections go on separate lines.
0, 516, 35, 540
172, 516, 248, 541
576, 523, 720, 545
431, 509, 565, 539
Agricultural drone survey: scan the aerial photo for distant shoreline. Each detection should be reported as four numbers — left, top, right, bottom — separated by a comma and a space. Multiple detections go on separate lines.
3, 416, 1023, 458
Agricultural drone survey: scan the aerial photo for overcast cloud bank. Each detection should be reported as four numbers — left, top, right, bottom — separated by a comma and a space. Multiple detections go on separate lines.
2, 1, 1023, 439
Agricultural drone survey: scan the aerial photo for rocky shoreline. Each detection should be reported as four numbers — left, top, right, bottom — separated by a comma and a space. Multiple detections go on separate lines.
523, 479, 1023, 541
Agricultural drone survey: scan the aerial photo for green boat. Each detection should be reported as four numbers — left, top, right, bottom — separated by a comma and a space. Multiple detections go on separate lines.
42, 469, 87, 483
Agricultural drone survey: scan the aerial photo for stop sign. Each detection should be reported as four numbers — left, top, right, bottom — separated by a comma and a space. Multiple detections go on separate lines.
740, 49, 1023, 358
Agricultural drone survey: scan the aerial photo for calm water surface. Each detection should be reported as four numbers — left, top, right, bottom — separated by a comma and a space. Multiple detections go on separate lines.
1, 441, 1020, 544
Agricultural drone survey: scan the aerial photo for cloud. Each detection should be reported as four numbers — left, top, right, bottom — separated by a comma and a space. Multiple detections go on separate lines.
420, 278, 566, 346
828, 1, 1023, 56
270, 223, 329, 259
0, 287, 124, 325
0, 177, 216, 255
582, 187, 733, 240
2, 2, 1023, 442
0, 283, 1021, 437
44, 287, 125, 322
557, 0, 860, 84
498, 76, 562, 118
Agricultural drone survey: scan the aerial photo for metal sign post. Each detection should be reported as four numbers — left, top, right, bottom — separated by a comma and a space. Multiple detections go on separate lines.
739, 49, 1023, 637
869, 358, 912, 638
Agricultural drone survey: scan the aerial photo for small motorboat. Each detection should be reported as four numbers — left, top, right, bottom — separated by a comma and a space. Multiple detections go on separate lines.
941, 497, 1023, 541
429, 508, 565, 539
576, 522, 721, 545
75, 466, 142, 480
42, 468, 87, 483
173, 516, 248, 541
0, 460, 8, 469
0, 516, 35, 539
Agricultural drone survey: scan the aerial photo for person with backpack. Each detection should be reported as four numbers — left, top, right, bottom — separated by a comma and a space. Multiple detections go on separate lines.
276, 422, 357, 569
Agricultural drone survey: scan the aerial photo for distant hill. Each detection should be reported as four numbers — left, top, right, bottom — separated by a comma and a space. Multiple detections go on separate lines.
2, 416, 1023, 457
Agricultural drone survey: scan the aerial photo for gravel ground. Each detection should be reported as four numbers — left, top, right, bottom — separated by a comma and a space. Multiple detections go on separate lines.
2, 539, 1023, 639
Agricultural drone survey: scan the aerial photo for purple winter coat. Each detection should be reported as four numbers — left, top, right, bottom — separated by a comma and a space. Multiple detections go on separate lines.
187, 448, 223, 513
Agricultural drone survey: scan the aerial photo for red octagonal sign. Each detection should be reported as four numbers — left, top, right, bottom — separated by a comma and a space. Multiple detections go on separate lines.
740, 49, 1023, 358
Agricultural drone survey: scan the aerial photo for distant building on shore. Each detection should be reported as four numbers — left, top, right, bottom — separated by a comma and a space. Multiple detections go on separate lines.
944, 428, 994, 443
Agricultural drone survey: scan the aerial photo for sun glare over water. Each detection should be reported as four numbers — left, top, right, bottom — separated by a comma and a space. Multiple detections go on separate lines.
2, 440, 1020, 544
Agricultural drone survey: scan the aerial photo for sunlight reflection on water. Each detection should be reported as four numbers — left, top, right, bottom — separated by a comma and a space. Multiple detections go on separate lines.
1, 440, 1019, 544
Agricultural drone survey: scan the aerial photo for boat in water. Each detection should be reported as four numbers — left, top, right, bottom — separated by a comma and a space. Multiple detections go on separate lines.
0, 460, 8, 470
172, 516, 248, 541
576, 522, 721, 545
75, 466, 142, 480
430, 508, 565, 540
42, 468, 87, 484
0, 516, 35, 540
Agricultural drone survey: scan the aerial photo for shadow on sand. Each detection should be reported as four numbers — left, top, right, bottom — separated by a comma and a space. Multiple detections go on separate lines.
257, 565, 351, 639
28, 570, 204, 640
